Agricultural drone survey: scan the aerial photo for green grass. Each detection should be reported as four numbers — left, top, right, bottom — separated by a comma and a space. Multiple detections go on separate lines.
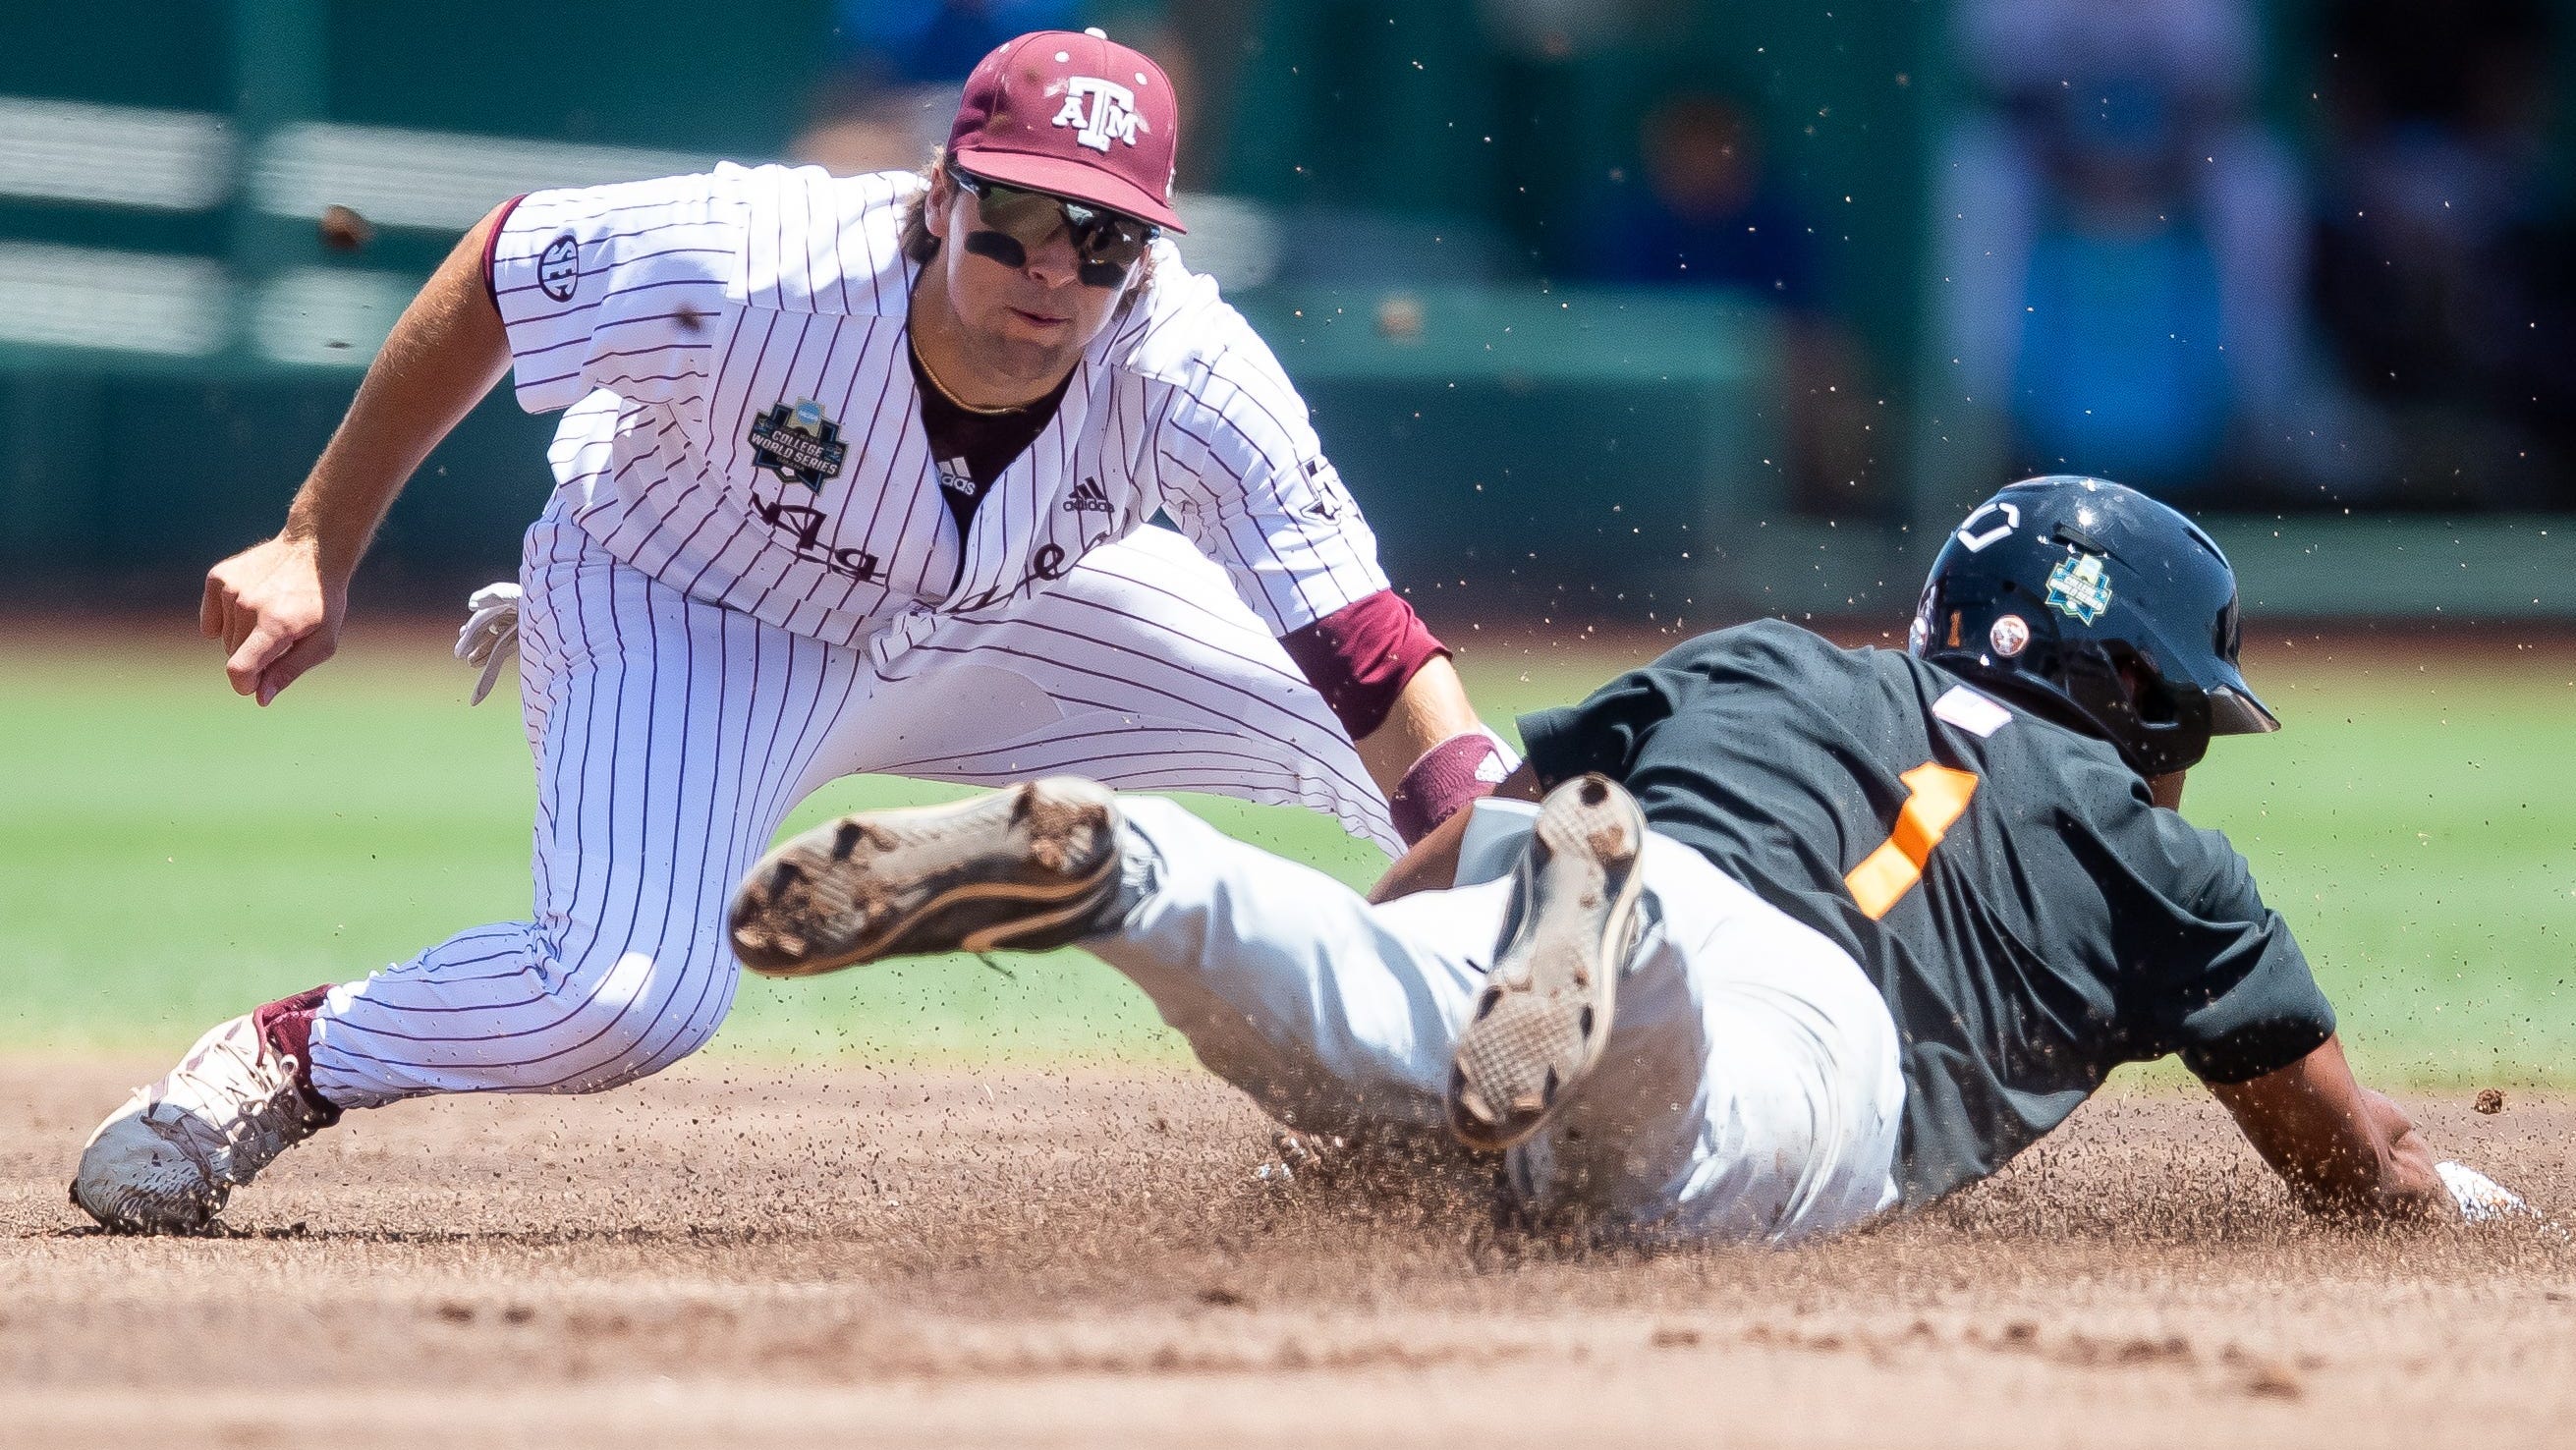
2175, 652, 2576, 1086
3, 627, 2570, 1086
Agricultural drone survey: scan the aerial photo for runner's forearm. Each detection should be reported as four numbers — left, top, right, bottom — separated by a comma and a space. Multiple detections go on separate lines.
281, 206, 514, 583
2207, 1038, 2449, 1220
1366, 804, 1472, 904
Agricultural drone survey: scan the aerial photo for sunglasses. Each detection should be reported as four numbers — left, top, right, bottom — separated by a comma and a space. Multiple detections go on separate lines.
951, 167, 1159, 288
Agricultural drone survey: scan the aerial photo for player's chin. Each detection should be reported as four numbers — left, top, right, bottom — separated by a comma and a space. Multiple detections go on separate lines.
980, 331, 1083, 384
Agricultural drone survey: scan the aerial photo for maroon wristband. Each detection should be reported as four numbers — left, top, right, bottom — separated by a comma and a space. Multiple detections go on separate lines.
1389, 732, 1511, 845
1277, 590, 1448, 743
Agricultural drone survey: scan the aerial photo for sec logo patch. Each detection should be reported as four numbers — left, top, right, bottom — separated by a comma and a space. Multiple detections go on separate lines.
538, 233, 581, 302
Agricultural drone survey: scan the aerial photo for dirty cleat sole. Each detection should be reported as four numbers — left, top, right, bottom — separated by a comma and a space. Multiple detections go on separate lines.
1446, 773, 1647, 1152
729, 777, 1124, 978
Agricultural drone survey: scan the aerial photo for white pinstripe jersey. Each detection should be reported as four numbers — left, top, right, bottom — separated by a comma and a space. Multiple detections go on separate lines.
487, 164, 1389, 666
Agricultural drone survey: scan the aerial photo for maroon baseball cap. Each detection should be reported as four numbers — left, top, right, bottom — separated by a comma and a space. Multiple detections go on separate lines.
947, 28, 1185, 233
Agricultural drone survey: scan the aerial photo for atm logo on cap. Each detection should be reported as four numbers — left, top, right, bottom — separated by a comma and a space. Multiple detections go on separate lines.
1053, 77, 1140, 152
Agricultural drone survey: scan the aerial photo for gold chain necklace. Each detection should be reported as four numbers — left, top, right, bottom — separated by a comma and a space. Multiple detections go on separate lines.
911, 339, 1034, 417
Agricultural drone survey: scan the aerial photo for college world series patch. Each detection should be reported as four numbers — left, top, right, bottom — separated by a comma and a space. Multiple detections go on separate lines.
2044, 553, 2114, 625
748, 399, 848, 491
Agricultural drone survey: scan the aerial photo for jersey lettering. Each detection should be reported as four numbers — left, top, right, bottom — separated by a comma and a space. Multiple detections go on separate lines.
1844, 762, 1979, 920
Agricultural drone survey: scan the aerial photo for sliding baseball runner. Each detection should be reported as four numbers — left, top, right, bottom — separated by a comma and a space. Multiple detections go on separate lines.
725, 476, 2541, 1244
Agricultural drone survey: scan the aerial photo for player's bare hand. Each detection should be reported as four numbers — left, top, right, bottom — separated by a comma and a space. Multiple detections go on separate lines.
200, 534, 349, 705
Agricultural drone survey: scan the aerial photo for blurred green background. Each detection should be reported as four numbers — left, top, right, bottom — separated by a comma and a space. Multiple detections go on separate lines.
1, 3, 2572, 1084
4, 630, 2570, 1087
1, 1, 2570, 617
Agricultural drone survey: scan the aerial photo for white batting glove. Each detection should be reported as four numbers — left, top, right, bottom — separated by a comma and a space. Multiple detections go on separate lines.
455, 582, 522, 706
2436, 1160, 2544, 1226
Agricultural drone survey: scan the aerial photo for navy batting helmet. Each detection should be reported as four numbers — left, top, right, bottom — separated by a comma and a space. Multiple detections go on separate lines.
1909, 475, 2277, 777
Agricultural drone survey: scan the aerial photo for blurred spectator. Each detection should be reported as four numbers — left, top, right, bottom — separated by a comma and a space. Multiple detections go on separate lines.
796, 2, 1189, 177
1475, 0, 1647, 62
1582, 92, 1883, 514
835, 0, 1081, 86
2310, 0, 2576, 507
1592, 95, 1819, 302
796, 1, 1080, 176
1937, 0, 2331, 505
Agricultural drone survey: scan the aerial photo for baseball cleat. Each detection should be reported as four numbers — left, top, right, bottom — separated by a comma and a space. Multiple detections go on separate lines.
71, 1013, 337, 1234
1446, 773, 1648, 1153
729, 776, 1127, 977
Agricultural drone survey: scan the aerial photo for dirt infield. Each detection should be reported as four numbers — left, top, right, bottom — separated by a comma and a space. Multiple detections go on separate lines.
7, 1062, 2571, 1448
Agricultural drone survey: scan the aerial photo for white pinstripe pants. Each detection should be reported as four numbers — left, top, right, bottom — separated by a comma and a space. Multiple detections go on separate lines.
305, 516, 1392, 1108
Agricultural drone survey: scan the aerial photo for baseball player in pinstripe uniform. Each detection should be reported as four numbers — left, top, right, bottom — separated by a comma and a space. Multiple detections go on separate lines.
73, 29, 1520, 1233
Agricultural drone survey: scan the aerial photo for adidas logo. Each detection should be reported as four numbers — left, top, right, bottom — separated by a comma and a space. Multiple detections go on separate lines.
938, 460, 977, 496
1061, 478, 1114, 514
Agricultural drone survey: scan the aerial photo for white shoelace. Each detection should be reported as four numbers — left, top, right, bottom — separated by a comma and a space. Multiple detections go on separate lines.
149, 1039, 325, 1187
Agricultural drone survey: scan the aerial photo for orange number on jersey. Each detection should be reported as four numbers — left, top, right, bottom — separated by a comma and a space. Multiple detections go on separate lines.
1844, 763, 1980, 920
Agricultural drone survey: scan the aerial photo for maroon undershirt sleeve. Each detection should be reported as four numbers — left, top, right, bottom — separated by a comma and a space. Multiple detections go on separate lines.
1277, 589, 1448, 742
